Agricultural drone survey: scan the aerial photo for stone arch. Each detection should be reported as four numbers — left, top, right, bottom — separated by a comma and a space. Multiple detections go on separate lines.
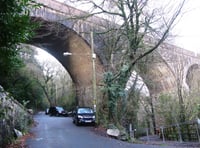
29, 17, 104, 107
186, 64, 200, 91
146, 64, 175, 94
136, 52, 177, 96
27, 17, 190, 106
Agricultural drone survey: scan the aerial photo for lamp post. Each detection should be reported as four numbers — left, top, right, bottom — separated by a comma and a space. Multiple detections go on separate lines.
63, 32, 97, 113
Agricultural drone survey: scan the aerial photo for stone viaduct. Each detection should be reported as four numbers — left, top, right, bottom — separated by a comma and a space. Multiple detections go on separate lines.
28, 0, 200, 106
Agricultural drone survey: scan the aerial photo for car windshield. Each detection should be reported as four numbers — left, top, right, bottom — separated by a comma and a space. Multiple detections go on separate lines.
56, 107, 64, 111
77, 108, 93, 114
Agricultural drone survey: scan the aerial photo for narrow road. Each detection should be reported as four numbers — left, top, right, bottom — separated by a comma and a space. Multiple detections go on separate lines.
26, 112, 174, 148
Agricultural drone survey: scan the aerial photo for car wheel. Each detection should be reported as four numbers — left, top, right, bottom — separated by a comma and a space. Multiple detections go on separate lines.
92, 122, 96, 126
75, 119, 79, 126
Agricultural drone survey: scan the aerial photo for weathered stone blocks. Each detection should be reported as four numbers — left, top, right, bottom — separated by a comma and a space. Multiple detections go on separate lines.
0, 86, 33, 147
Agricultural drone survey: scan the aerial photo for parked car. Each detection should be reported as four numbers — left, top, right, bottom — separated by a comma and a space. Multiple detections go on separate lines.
48, 106, 68, 117
73, 107, 95, 126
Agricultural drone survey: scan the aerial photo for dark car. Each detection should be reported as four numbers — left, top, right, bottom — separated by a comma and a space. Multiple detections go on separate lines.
73, 107, 95, 126
48, 106, 68, 117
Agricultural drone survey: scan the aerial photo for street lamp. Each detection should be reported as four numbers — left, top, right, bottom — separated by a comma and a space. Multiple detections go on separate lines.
63, 52, 72, 56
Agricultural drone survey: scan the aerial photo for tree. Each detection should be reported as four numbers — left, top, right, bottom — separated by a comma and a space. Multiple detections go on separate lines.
172, 50, 186, 122
68, 0, 186, 67
66, 0, 186, 126
6, 45, 45, 109
35, 61, 59, 106
170, 49, 200, 123
0, 0, 39, 89
34, 51, 76, 109
154, 48, 200, 125
155, 93, 180, 125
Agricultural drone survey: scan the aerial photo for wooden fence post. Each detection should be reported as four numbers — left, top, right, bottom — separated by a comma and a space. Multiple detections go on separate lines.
161, 126, 165, 143
196, 122, 200, 142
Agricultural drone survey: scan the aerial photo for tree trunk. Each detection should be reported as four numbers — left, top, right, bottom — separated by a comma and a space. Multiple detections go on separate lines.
150, 96, 157, 135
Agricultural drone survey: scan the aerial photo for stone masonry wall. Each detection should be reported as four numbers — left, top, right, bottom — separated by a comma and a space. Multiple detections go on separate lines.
0, 86, 33, 147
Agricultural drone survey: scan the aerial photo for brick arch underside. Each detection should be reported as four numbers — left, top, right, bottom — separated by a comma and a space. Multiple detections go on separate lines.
186, 64, 200, 90
145, 63, 176, 95
137, 53, 176, 95
29, 17, 104, 107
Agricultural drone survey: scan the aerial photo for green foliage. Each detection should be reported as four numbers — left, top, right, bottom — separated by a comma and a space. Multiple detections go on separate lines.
0, 53, 25, 88
0, 0, 42, 109
15, 110, 31, 132
103, 72, 120, 121
124, 88, 140, 126
183, 95, 200, 121
58, 92, 76, 111
198, 104, 200, 118
155, 92, 200, 126
7, 68, 44, 109
156, 94, 180, 124
102, 64, 131, 124
0, 0, 39, 49
0, 0, 40, 87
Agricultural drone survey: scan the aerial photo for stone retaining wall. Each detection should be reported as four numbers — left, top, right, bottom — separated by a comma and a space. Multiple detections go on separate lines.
0, 86, 33, 147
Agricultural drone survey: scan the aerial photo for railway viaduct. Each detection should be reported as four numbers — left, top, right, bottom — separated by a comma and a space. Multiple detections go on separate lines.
28, 0, 200, 106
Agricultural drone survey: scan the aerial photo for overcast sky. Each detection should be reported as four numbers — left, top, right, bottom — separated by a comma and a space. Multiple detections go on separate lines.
172, 0, 200, 53
55, 0, 200, 53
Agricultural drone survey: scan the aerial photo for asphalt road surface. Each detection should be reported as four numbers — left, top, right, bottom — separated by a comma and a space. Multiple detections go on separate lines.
26, 112, 174, 148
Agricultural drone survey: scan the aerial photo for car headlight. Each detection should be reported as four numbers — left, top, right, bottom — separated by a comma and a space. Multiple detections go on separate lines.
78, 115, 83, 118
92, 115, 95, 119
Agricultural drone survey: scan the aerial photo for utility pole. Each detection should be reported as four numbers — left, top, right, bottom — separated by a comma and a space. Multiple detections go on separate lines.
91, 31, 97, 121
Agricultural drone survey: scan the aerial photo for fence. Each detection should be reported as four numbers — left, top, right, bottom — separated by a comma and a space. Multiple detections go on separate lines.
160, 119, 200, 142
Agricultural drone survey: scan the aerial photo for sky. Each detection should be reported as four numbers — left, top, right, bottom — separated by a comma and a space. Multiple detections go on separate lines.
172, 0, 200, 53
35, 47, 56, 62
55, 0, 200, 54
